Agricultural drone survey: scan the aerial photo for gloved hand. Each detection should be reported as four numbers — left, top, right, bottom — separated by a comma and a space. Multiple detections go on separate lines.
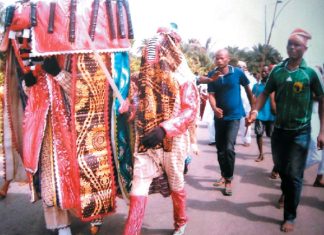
22, 71, 37, 87
42, 56, 61, 76
141, 126, 166, 148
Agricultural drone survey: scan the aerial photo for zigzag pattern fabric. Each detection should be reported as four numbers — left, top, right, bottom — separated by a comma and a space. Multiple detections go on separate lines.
71, 53, 116, 221
136, 33, 182, 153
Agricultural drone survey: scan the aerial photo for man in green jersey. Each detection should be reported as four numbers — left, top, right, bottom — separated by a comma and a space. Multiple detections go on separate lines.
247, 29, 324, 233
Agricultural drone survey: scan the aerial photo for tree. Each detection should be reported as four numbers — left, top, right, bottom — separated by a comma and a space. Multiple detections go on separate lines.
225, 46, 250, 67
247, 43, 282, 74
181, 37, 214, 75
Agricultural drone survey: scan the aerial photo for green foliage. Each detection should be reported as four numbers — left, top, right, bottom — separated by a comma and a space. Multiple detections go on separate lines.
246, 43, 282, 74
130, 37, 282, 77
130, 54, 141, 73
181, 38, 214, 75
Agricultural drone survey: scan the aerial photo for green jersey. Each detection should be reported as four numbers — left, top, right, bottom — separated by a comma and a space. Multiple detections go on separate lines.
264, 59, 324, 130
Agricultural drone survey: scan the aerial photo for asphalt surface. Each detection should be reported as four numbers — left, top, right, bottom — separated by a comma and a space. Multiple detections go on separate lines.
1, 122, 323, 235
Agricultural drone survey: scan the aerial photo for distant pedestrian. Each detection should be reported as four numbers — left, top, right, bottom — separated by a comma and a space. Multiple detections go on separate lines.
247, 29, 324, 233
197, 74, 220, 146
237, 61, 257, 147
252, 65, 275, 162
208, 49, 253, 196
305, 64, 324, 187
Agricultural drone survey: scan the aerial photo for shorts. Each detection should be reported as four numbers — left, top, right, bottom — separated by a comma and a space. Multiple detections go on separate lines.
255, 119, 274, 137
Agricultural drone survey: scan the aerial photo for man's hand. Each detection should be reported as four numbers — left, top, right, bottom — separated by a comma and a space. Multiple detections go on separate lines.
191, 143, 199, 155
214, 107, 223, 119
118, 99, 130, 114
141, 126, 166, 148
210, 71, 222, 81
246, 110, 258, 126
317, 133, 324, 150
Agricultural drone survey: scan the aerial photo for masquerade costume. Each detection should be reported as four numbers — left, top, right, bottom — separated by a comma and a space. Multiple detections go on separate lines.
124, 26, 199, 235
0, 0, 134, 233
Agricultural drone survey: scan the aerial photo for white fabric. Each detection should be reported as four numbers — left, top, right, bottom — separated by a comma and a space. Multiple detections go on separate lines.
238, 71, 255, 145
58, 227, 72, 235
174, 58, 196, 85
131, 134, 188, 196
202, 99, 215, 143
306, 102, 324, 174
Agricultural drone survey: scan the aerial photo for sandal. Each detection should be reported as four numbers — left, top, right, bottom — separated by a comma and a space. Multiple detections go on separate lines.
223, 181, 232, 196
213, 177, 225, 186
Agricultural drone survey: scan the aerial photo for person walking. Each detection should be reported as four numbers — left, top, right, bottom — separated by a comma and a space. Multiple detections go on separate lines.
252, 65, 276, 162
208, 49, 253, 196
123, 24, 198, 235
305, 64, 324, 187
237, 61, 257, 147
247, 29, 324, 233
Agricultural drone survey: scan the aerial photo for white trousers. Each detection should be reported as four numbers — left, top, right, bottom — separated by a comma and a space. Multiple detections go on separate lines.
131, 135, 187, 196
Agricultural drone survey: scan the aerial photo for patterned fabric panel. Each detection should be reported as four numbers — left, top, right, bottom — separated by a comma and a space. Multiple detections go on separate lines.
40, 116, 56, 207
136, 33, 182, 153
72, 53, 116, 221
0, 82, 3, 179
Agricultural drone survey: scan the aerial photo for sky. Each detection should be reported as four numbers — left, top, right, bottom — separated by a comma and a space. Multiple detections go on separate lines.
130, 0, 324, 67
1, 0, 323, 67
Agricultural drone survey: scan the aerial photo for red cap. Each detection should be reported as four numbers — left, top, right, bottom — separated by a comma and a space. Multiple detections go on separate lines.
289, 28, 312, 47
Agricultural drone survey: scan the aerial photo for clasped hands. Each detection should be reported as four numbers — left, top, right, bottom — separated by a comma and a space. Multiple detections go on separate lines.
245, 110, 258, 127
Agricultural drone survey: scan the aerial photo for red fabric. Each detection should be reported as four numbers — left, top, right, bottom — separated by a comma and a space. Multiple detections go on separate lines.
123, 196, 148, 235
289, 28, 312, 47
22, 74, 50, 173
171, 189, 188, 230
22, 73, 78, 209
32, 1, 130, 55
48, 76, 78, 209
160, 81, 199, 138
0, 31, 10, 52
10, 4, 31, 31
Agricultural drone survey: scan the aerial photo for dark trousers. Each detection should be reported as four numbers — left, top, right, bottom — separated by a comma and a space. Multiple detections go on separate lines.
271, 125, 311, 221
215, 119, 240, 180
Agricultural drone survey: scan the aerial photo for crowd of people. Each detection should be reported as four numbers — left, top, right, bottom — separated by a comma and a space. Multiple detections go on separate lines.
0, 1, 324, 235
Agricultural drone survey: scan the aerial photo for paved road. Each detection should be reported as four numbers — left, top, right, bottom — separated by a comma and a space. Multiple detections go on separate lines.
1, 123, 324, 235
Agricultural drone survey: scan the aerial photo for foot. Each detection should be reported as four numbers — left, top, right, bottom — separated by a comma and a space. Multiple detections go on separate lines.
278, 194, 284, 209
242, 143, 250, 147
280, 220, 294, 233
270, 171, 279, 179
184, 165, 189, 175
223, 181, 232, 196
313, 180, 324, 187
90, 225, 100, 235
173, 224, 187, 235
0, 189, 7, 199
0, 180, 11, 199
313, 175, 324, 187
208, 141, 216, 146
255, 154, 264, 162
213, 177, 225, 187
